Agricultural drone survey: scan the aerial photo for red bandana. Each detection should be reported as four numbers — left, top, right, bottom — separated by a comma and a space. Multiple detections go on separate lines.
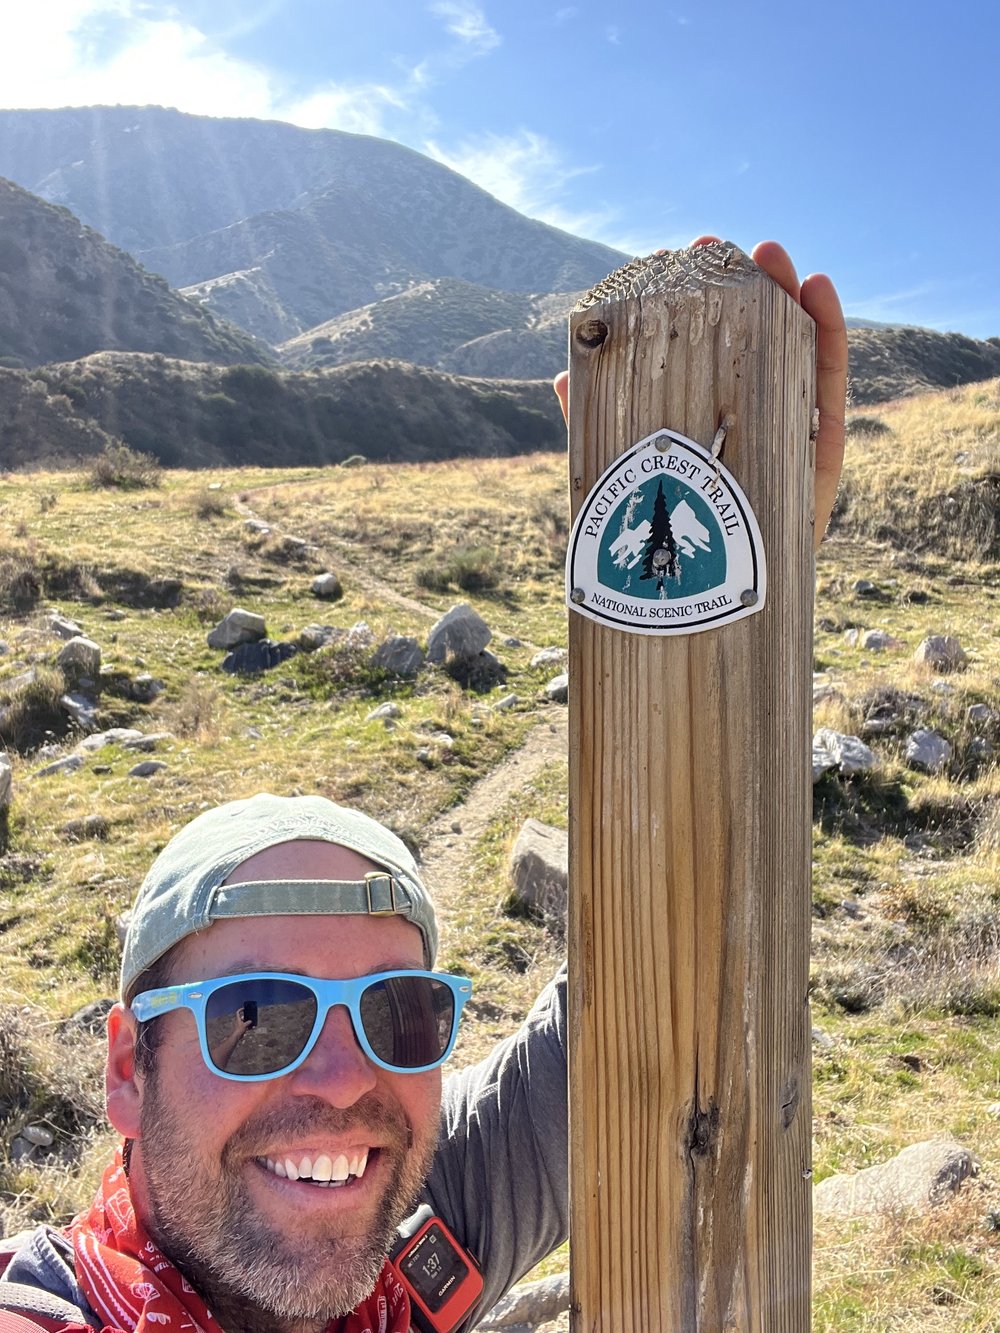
68, 1149, 411, 1333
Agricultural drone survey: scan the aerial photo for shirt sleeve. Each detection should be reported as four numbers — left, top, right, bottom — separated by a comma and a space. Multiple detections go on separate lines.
420, 963, 568, 1329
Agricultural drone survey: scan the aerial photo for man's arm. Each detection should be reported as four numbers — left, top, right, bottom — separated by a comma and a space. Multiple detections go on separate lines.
420, 966, 568, 1329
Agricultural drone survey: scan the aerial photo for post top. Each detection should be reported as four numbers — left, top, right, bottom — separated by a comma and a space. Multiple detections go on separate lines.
574, 242, 759, 311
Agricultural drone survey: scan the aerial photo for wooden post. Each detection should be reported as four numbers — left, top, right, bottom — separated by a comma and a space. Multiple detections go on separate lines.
566, 245, 815, 1332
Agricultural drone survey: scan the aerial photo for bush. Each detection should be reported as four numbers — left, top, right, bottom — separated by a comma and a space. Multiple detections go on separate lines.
846, 415, 892, 439
0, 666, 69, 752
0, 551, 42, 612
192, 487, 229, 519
415, 545, 501, 593
87, 440, 162, 490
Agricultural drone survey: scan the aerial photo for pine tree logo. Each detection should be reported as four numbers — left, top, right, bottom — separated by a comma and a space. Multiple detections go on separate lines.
638, 479, 681, 591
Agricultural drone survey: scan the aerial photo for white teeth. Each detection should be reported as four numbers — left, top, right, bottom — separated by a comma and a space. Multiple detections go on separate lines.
284, 1157, 299, 1181
272, 1159, 286, 1178
355, 1150, 369, 1179
331, 1153, 350, 1182
299, 1155, 313, 1179
312, 1153, 333, 1182
263, 1149, 370, 1184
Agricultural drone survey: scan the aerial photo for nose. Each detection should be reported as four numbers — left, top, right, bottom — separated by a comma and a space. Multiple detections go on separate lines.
287, 1003, 378, 1106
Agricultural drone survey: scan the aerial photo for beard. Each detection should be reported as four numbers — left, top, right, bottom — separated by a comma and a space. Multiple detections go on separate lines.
136, 1077, 436, 1333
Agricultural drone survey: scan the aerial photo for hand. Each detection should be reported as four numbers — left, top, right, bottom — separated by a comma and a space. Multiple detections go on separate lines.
553, 238, 847, 553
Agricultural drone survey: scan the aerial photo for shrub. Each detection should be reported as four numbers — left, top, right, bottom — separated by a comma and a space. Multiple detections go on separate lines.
0, 666, 68, 752
0, 550, 42, 611
415, 545, 501, 593
87, 440, 162, 490
846, 415, 892, 439
192, 487, 229, 519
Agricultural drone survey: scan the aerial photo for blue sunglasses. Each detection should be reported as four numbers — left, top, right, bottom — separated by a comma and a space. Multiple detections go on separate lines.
131, 969, 472, 1079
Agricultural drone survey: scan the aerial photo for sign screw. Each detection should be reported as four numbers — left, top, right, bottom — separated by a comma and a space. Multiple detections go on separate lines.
570, 587, 586, 605
740, 589, 758, 607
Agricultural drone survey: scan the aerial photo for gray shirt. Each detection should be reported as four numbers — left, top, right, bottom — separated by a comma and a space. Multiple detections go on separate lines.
2, 966, 568, 1332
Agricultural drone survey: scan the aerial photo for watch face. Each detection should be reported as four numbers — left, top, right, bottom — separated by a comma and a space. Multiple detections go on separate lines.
400, 1224, 466, 1312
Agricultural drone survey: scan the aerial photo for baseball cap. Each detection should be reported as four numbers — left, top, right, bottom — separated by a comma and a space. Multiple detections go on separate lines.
121, 792, 438, 999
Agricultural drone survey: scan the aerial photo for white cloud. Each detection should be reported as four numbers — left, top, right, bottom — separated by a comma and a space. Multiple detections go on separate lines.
428, 2, 501, 54
425, 129, 595, 218
553, 6, 579, 22
606, 24, 621, 44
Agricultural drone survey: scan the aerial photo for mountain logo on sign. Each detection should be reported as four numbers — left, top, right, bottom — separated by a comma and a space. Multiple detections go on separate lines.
598, 476, 726, 600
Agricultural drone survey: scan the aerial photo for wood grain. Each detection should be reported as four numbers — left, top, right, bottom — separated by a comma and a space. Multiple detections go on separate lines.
567, 244, 815, 1332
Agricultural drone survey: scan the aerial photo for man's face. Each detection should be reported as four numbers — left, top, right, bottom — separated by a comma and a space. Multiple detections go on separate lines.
117, 841, 442, 1332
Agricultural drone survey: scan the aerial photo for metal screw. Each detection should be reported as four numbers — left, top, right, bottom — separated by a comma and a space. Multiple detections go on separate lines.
654, 433, 671, 452
740, 589, 758, 607
801, 1168, 813, 1180
570, 587, 586, 605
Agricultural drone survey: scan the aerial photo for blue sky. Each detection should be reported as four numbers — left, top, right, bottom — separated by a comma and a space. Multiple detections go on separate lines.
2, 0, 998, 337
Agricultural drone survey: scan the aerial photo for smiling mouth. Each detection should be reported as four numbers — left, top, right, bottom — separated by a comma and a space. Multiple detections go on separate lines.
259, 1149, 371, 1188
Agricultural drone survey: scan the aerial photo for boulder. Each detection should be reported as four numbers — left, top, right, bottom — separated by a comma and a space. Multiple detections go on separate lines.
905, 729, 952, 774
297, 624, 343, 652
427, 603, 492, 664
128, 760, 168, 778
914, 635, 967, 672
61, 998, 115, 1034
0, 753, 11, 808
530, 646, 568, 669
812, 737, 838, 783
61, 693, 98, 731
367, 702, 401, 723
311, 572, 343, 601
346, 621, 375, 648
813, 1139, 977, 1218
122, 732, 174, 752
77, 728, 144, 753
853, 579, 877, 596
60, 814, 110, 841
860, 630, 901, 651
32, 754, 84, 778
812, 728, 878, 777
545, 674, 569, 704
373, 636, 425, 677
492, 694, 519, 711
129, 674, 165, 704
57, 636, 101, 677
510, 819, 569, 923
207, 608, 266, 650
967, 703, 994, 725
222, 640, 298, 676
47, 612, 82, 640
244, 518, 271, 534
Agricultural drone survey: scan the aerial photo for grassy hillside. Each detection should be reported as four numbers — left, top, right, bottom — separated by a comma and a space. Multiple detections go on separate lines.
0, 178, 268, 370
3, 378, 1000, 1326
1, 356, 564, 470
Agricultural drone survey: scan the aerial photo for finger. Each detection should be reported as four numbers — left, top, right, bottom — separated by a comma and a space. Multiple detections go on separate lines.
553, 370, 569, 425
689, 234, 721, 247
751, 240, 800, 304
800, 272, 848, 546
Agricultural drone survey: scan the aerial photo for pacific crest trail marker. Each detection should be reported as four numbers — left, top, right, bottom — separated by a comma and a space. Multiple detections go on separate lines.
566, 244, 816, 1332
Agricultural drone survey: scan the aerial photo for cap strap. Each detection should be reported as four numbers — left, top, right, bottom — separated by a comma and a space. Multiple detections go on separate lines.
210, 874, 410, 920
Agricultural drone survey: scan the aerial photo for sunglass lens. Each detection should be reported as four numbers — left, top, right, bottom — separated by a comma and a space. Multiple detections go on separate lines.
205, 979, 317, 1076
360, 976, 455, 1069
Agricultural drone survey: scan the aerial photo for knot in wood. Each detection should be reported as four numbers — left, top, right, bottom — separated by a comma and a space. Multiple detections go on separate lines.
575, 318, 608, 349
687, 1100, 720, 1158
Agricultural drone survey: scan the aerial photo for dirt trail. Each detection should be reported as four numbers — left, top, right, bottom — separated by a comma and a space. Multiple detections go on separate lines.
419, 711, 568, 924
234, 481, 568, 905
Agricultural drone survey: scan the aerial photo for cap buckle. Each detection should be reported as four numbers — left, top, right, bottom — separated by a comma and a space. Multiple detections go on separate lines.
365, 871, 400, 915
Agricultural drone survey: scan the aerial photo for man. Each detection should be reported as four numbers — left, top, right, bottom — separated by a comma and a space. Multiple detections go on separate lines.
2, 240, 847, 1333
2, 794, 570, 1333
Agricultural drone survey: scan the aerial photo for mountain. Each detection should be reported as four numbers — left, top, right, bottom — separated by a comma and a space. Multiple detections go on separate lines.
0, 178, 267, 369
847, 327, 1000, 405
0, 106, 627, 342
2, 356, 564, 470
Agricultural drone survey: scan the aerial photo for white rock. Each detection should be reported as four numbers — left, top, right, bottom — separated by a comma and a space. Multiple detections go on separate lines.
32, 755, 85, 778
914, 635, 967, 672
60, 693, 98, 731
509, 818, 568, 922
905, 729, 952, 774
545, 673, 569, 703
493, 694, 519, 711
967, 703, 993, 725
427, 603, 492, 664
47, 612, 82, 640
860, 630, 901, 651
57, 636, 101, 677
0, 753, 11, 808
346, 621, 375, 648
367, 702, 401, 722
530, 646, 568, 669
21, 1123, 54, 1147
77, 728, 144, 753
311, 572, 343, 601
812, 728, 878, 776
207, 608, 266, 650
372, 636, 424, 676
814, 1139, 977, 1218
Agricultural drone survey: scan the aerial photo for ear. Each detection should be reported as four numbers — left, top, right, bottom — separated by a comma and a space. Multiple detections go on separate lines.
106, 1002, 143, 1137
